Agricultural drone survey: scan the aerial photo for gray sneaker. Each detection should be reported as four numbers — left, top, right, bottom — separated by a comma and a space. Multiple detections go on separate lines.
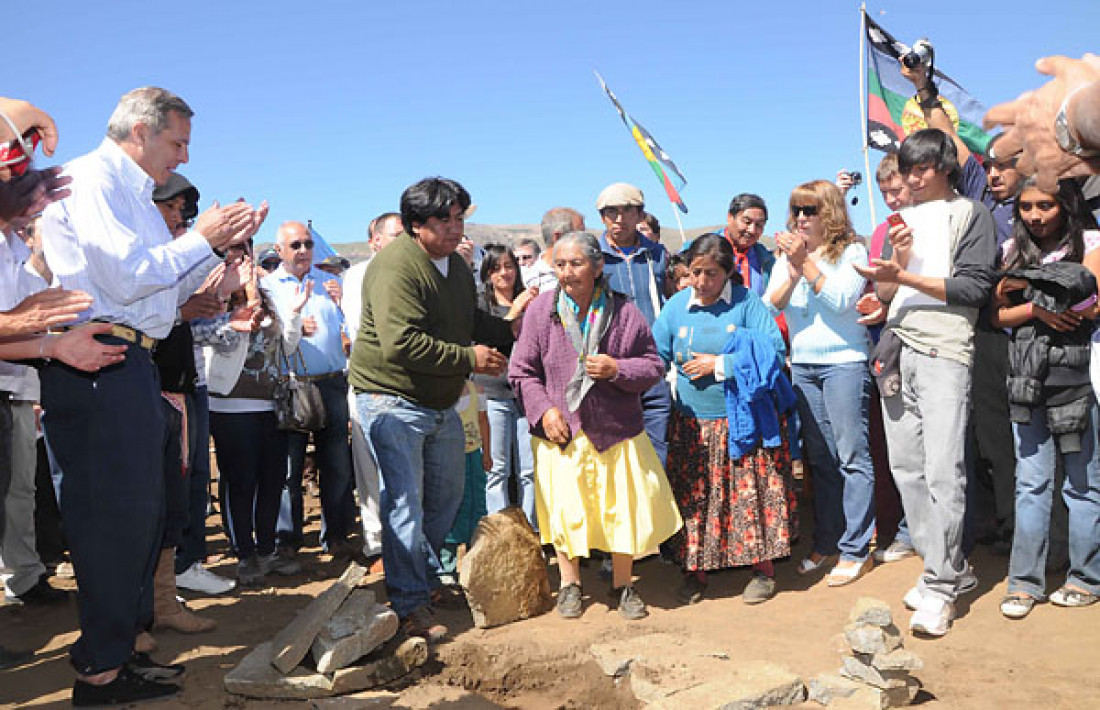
874, 539, 917, 563
615, 585, 648, 620
743, 572, 777, 605
261, 552, 302, 576
237, 556, 265, 588
556, 583, 583, 619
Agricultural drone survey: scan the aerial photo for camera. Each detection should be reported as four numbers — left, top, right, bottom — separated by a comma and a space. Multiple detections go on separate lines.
901, 39, 934, 70
848, 171, 863, 187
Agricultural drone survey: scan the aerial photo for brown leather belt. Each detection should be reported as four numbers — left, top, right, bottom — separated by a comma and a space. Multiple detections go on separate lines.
63, 323, 157, 350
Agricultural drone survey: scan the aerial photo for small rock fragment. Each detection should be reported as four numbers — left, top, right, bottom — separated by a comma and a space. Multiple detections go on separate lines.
844, 623, 903, 655
848, 597, 893, 627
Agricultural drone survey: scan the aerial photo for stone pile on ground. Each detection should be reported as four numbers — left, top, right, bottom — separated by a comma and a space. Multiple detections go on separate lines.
808, 597, 923, 709
224, 562, 428, 699
590, 633, 806, 709
459, 507, 553, 628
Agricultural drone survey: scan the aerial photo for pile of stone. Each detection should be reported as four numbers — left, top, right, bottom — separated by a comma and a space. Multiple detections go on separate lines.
224, 563, 429, 700
809, 597, 923, 709
590, 633, 807, 709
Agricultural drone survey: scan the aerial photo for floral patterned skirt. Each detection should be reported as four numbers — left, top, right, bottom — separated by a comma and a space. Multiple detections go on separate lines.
668, 410, 798, 571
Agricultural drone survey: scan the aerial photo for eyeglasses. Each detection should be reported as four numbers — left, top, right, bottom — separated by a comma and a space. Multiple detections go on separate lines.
599, 206, 636, 219
791, 205, 819, 217
289, 240, 315, 251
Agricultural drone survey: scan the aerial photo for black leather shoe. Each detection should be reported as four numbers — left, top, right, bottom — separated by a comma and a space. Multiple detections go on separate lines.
128, 651, 185, 681
14, 575, 69, 605
72, 666, 179, 707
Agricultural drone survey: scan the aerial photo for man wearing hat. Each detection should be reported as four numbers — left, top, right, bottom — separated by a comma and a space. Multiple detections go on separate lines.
317, 254, 351, 278
595, 182, 671, 464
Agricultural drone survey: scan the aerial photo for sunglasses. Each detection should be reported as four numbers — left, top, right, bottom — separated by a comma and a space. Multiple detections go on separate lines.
289, 240, 315, 251
791, 204, 819, 217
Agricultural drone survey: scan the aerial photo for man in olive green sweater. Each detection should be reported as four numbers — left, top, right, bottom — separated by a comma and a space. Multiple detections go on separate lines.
350, 177, 511, 642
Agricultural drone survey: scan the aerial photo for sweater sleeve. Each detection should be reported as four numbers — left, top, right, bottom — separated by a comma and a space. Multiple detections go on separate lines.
651, 302, 675, 365
373, 262, 476, 375
508, 303, 554, 430
608, 301, 664, 393
945, 202, 997, 308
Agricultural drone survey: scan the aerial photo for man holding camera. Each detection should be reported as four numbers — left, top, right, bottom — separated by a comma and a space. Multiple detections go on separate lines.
856, 128, 997, 638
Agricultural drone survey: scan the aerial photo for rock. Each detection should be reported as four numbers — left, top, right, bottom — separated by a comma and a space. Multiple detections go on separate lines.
848, 598, 893, 628
633, 657, 804, 709
807, 672, 864, 705
840, 655, 911, 690
225, 641, 335, 699
322, 590, 377, 640
458, 508, 553, 628
312, 593, 399, 673
271, 562, 368, 674
844, 623, 903, 655
869, 648, 923, 672
330, 637, 428, 694
828, 680, 920, 709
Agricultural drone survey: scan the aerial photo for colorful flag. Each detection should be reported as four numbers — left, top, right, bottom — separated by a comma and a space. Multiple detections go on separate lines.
596, 72, 688, 214
307, 221, 338, 265
864, 14, 992, 156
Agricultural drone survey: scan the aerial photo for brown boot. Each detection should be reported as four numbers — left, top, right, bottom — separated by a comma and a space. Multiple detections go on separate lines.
135, 631, 158, 653
153, 548, 216, 633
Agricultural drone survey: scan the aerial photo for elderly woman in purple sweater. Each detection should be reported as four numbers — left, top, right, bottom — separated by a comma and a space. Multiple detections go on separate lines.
510, 231, 682, 621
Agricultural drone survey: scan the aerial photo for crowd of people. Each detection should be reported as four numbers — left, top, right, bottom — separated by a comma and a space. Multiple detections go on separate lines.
1, 49, 1099, 707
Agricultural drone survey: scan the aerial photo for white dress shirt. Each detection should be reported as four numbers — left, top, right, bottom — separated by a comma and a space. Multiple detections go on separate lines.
40, 139, 219, 339
0, 233, 47, 399
341, 258, 369, 346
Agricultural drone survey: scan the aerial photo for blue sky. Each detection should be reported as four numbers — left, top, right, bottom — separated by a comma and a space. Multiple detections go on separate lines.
14, 1, 1096, 244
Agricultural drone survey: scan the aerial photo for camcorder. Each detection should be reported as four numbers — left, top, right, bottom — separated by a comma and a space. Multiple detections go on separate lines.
901, 39, 934, 71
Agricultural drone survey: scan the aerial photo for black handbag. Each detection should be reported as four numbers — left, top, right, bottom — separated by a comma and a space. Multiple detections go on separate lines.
273, 341, 328, 432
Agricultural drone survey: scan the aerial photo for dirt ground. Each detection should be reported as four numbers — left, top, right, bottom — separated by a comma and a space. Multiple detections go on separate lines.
3, 492, 1099, 709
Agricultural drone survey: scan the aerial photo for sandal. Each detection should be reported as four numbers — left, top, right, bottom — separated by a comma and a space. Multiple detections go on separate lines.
797, 554, 834, 576
1000, 594, 1036, 619
827, 558, 872, 587
1050, 586, 1099, 608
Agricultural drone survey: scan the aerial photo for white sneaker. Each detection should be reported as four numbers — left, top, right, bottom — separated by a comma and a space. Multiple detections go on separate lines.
909, 596, 955, 637
903, 568, 977, 611
873, 539, 917, 563
176, 562, 236, 595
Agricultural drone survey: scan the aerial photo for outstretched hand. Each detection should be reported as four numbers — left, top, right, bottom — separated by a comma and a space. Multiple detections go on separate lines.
984, 54, 1100, 192
0, 167, 72, 221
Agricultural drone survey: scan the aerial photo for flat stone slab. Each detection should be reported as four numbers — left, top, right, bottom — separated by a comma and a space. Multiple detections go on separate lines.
840, 655, 911, 690
271, 562, 367, 674
828, 680, 920, 709
330, 637, 428, 694
225, 641, 335, 699
870, 648, 923, 672
844, 623, 903, 655
225, 636, 428, 700
807, 672, 864, 705
633, 657, 804, 709
312, 591, 399, 673
848, 597, 893, 627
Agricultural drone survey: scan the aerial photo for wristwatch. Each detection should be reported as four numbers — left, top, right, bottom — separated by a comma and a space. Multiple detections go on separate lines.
1056, 84, 1100, 157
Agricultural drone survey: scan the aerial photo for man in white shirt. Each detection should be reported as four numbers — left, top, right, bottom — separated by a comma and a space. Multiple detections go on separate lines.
39, 86, 264, 706
342, 211, 402, 563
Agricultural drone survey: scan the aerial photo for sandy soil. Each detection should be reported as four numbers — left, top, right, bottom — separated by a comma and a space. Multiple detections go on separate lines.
3, 494, 1099, 709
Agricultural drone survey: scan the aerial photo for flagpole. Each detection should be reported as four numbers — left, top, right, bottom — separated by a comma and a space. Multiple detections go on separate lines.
858, 4, 877, 227
669, 206, 687, 248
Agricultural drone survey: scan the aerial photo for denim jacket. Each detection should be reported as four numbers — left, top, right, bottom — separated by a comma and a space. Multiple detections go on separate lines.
722, 327, 797, 459
598, 231, 667, 326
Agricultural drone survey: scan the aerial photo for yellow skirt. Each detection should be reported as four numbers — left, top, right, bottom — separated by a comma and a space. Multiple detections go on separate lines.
533, 431, 683, 559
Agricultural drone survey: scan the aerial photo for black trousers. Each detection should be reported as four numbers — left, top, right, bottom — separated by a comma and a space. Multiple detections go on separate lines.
40, 341, 166, 675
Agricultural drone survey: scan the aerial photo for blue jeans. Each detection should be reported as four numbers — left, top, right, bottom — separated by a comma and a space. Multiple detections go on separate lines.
1008, 398, 1100, 599
356, 392, 465, 617
485, 397, 536, 530
277, 375, 356, 550
792, 361, 875, 561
